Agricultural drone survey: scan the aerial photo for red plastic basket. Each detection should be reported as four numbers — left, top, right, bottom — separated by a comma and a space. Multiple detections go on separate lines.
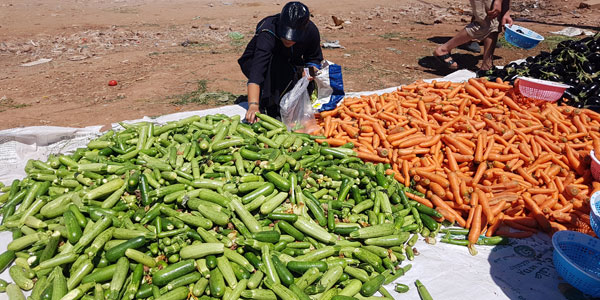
517, 77, 571, 102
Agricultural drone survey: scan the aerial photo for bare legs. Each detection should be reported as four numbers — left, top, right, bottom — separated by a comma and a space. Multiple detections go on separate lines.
480, 32, 499, 71
434, 29, 500, 70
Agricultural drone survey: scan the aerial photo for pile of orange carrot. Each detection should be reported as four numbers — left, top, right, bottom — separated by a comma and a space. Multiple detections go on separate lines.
315, 77, 600, 241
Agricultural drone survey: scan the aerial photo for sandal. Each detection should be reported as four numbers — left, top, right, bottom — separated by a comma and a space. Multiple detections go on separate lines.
434, 53, 458, 70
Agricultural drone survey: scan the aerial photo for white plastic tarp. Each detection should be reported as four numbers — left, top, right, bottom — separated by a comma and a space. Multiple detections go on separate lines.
0, 70, 567, 300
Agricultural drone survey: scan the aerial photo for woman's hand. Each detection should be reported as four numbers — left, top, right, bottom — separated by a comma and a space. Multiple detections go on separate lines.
246, 83, 261, 123
245, 103, 260, 123
302, 66, 319, 81
302, 70, 314, 81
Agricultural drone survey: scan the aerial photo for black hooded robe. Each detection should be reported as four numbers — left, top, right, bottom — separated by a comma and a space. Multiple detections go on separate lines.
238, 15, 323, 118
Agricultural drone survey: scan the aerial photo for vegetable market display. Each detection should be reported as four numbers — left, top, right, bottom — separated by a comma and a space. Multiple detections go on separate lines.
478, 33, 600, 111
0, 112, 469, 300
315, 77, 600, 249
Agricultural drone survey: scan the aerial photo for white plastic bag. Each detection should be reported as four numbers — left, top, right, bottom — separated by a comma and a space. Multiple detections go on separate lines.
280, 69, 319, 133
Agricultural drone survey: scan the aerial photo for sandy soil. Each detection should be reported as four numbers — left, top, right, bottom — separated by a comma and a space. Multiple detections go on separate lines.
0, 0, 598, 129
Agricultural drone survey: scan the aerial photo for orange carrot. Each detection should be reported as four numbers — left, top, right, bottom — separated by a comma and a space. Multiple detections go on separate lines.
385, 169, 405, 185
419, 134, 441, 148
465, 206, 476, 229
476, 189, 494, 221
340, 124, 359, 138
405, 192, 434, 208
484, 81, 512, 90
472, 162, 487, 186
469, 78, 491, 97
371, 122, 391, 148
395, 136, 430, 148
486, 212, 505, 237
373, 134, 380, 149
315, 138, 347, 147
448, 172, 463, 205
402, 160, 410, 187
474, 133, 484, 163
446, 84, 464, 99
442, 135, 474, 156
522, 192, 552, 233
356, 151, 388, 163
446, 148, 459, 172
435, 115, 461, 134
468, 205, 482, 245
430, 194, 466, 227
387, 128, 418, 142
429, 181, 447, 199
415, 169, 449, 188
320, 107, 340, 118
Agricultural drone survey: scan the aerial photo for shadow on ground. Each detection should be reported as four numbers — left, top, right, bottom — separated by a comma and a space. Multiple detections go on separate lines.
420, 36, 504, 76
486, 234, 599, 300
418, 53, 480, 76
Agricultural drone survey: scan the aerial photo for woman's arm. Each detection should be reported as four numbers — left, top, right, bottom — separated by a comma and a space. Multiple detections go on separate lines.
245, 83, 261, 123
245, 31, 277, 123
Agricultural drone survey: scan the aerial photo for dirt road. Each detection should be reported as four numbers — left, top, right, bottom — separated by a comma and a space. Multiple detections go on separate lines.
1, 0, 598, 129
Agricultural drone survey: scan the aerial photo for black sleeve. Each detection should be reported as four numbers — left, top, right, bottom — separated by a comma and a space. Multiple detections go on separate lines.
303, 22, 323, 68
247, 31, 277, 85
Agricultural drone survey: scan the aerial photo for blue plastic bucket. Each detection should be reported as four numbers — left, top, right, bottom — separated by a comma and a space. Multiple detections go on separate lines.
504, 24, 544, 50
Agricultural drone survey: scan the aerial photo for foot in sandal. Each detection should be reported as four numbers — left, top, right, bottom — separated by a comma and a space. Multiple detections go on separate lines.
433, 47, 458, 70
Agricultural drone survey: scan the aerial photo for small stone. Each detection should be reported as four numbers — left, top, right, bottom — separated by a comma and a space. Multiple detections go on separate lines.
192, 25, 199, 29
578, 2, 590, 8
208, 24, 219, 30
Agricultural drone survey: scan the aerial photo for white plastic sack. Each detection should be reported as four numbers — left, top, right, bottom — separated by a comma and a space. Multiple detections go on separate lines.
312, 60, 345, 111
280, 69, 319, 133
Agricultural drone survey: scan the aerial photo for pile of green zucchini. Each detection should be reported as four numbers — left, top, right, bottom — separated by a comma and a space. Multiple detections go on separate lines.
0, 112, 439, 300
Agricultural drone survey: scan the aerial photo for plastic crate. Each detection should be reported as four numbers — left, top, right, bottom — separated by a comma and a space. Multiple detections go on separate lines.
504, 24, 544, 50
517, 77, 571, 102
552, 230, 600, 297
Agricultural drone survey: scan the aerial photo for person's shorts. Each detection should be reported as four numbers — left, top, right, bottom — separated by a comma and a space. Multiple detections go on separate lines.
465, 0, 500, 40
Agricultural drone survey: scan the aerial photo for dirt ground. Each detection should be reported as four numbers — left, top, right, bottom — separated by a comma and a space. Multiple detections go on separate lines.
1, 0, 598, 129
